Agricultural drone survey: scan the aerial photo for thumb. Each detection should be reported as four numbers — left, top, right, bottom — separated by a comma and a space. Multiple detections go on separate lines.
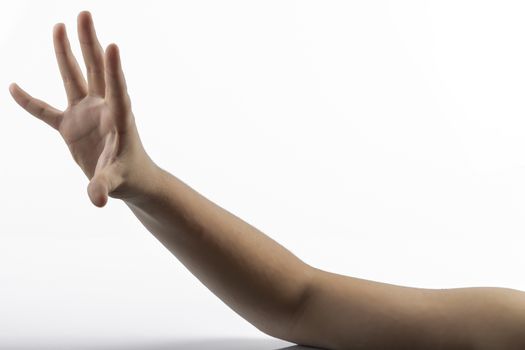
87, 168, 119, 208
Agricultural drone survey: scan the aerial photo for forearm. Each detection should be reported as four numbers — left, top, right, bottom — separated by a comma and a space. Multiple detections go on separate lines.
123, 163, 313, 339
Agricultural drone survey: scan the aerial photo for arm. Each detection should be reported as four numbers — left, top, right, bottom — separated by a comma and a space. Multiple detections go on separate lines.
9, 11, 525, 350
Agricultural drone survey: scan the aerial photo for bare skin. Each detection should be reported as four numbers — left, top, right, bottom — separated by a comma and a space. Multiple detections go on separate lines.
9, 11, 525, 350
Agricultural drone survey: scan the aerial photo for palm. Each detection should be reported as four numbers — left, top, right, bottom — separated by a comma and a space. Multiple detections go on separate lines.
61, 97, 119, 179
10, 11, 138, 207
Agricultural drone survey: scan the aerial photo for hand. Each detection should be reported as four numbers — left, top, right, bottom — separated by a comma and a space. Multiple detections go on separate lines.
9, 11, 155, 207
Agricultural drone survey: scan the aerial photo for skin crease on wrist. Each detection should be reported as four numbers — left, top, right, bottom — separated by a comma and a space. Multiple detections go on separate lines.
8, 10, 525, 350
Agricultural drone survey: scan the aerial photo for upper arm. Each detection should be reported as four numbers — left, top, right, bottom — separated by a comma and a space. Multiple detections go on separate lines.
442, 287, 525, 350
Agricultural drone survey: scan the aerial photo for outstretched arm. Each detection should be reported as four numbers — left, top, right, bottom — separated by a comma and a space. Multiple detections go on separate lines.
10, 11, 525, 350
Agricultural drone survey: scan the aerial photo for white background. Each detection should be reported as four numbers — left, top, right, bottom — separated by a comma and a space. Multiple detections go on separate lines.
1, 0, 525, 348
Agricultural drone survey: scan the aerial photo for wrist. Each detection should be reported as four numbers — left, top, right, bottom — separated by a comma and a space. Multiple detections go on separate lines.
111, 154, 165, 205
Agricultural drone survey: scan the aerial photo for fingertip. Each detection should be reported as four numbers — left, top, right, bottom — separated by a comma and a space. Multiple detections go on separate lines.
88, 187, 108, 208
106, 43, 119, 56
9, 82, 17, 95
94, 194, 108, 208
105, 43, 121, 71
53, 22, 65, 33
8, 83, 24, 103
88, 179, 109, 208
78, 10, 93, 30
53, 23, 66, 43
78, 10, 92, 20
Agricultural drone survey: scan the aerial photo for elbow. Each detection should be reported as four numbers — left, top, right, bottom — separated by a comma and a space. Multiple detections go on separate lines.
252, 264, 319, 346
278, 266, 328, 348
285, 266, 317, 341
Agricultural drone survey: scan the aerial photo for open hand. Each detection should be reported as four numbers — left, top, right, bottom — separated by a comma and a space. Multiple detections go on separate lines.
10, 11, 154, 207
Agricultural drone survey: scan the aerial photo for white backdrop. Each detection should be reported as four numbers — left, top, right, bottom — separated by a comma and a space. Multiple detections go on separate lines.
1, 0, 525, 348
